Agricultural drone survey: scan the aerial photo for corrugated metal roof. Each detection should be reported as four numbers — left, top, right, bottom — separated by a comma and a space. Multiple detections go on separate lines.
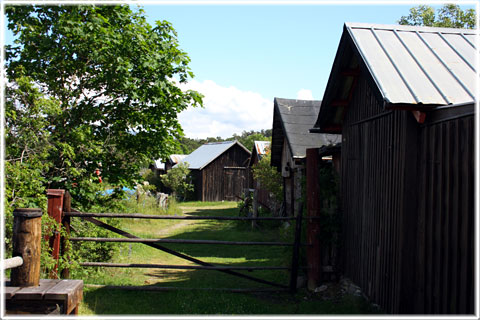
274, 98, 341, 159
254, 141, 271, 158
176, 140, 250, 170
313, 22, 478, 133
169, 154, 187, 164
346, 22, 477, 106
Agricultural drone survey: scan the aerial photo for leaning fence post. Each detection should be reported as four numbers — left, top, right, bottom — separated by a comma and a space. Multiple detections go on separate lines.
61, 191, 71, 279
289, 205, 303, 293
46, 189, 65, 278
10, 208, 43, 287
306, 148, 321, 290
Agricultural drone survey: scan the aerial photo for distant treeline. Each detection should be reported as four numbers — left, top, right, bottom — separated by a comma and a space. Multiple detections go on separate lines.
175, 129, 272, 155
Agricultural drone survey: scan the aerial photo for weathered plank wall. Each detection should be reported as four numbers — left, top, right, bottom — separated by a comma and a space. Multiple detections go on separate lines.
200, 144, 250, 202
339, 72, 475, 314
415, 109, 475, 314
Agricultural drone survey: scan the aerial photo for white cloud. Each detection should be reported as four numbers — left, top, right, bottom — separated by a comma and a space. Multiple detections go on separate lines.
296, 88, 314, 100
177, 80, 273, 139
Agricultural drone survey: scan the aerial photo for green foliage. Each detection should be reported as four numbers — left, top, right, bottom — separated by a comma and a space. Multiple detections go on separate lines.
5, 4, 203, 210
160, 162, 194, 201
317, 163, 340, 246
173, 129, 272, 154
398, 4, 476, 28
252, 150, 283, 204
4, 4, 202, 272
231, 130, 271, 151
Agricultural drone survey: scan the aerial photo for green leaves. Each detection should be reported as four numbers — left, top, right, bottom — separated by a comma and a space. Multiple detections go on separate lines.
398, 4, 476, 29
160, 162, 194, 201
5, 4, 203, 209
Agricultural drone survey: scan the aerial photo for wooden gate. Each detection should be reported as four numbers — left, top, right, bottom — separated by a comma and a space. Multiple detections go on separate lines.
48, 190, 309, 293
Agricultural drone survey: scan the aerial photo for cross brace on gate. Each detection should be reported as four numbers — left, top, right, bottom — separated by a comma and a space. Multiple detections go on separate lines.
81, 213, 289, 290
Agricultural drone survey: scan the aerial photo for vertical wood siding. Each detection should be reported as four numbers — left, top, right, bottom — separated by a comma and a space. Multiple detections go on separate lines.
339, 73, 474, 314
199, 144, 250, 202
416, 115, 474, 314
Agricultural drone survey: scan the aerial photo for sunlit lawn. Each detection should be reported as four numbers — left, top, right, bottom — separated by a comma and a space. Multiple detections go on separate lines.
78, 201, 378, 315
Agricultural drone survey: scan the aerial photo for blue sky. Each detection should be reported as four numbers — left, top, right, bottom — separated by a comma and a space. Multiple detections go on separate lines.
3, 1, 478, 138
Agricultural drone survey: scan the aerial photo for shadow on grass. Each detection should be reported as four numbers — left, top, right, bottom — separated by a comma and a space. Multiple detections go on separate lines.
81, 284, 381, 315
80, 204, 380, 315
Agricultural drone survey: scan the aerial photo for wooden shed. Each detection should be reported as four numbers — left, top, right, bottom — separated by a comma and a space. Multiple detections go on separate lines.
177, 140, 251, 202
311, 22, 476, 314
271, 98, 340, 216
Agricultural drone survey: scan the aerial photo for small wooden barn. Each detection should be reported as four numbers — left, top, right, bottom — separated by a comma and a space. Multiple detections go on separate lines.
271, 98, 340, 216
177, 140, 251, 202
311, 22, 476, 314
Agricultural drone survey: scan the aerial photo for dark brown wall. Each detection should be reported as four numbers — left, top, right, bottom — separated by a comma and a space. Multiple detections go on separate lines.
339, 73, 474, 314
198, 144, 250, 202
415, 112, 475, 314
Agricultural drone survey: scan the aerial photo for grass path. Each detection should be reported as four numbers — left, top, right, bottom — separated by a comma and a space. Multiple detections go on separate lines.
78, 201, 379, 315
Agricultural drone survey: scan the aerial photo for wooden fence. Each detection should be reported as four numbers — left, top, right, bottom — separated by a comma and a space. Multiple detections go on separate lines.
46, 190, 324, 293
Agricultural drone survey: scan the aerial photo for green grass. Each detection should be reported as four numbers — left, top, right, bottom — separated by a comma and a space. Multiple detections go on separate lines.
77, 200, 379, 315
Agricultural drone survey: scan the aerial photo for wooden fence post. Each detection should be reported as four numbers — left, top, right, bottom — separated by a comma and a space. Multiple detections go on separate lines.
306, 148, 321, 290
252, 189, 258, 229
46, 189, 65, 278
289, 205, 303, 293
11, 208, 43, 287
61, 191, 71, 279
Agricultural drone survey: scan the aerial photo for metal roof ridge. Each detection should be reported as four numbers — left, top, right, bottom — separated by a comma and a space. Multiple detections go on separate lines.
345, 22, 477, 34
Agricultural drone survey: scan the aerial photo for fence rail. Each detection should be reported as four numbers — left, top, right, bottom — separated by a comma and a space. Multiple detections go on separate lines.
80, 262, 292, 271
3, 257, 24, 270
64, 212, 298, 221
69, 237, 298, 246
51, 191, 307, 293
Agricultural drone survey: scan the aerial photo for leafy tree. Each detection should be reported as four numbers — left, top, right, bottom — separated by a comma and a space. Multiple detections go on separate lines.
252, 148, 283, 214
399, 4, 476, 29
5, 4, 203, 210
160, 163, 194, 201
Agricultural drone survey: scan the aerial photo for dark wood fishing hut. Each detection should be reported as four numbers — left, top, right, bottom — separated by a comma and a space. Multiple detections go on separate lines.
271, 98, 340, 217
311, 22, 476, 314
178, 140, 251, 202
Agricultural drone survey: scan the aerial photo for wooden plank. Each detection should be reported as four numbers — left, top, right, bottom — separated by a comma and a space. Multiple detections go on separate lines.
12, 279, 60, 300
4, 286, 22, 299
44, 280, 83, 315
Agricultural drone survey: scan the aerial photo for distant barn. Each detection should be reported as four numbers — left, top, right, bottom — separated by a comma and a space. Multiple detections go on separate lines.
271, 97, 340, 216
177, 140, 251, 202
312, 22, 475, 314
